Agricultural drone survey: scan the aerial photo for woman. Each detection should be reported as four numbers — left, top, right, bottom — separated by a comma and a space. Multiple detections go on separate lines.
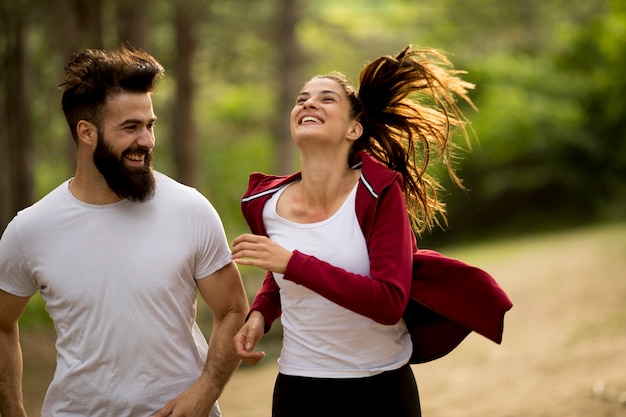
231, 45, 475, 417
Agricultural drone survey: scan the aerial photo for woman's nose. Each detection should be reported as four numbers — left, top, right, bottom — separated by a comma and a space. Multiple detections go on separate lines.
303, 97, 317, 108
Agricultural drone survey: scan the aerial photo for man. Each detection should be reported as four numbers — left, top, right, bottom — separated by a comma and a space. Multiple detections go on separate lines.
0, 46, 249, 416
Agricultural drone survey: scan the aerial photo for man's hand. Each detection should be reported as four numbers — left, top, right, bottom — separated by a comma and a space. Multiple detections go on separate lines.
150, 380, 214, 417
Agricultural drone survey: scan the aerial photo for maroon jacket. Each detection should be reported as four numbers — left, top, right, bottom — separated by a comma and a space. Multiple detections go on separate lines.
241, 151, 513, 363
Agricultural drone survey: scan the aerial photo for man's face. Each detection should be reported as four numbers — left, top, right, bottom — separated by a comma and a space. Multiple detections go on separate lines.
93, 92, 157, 202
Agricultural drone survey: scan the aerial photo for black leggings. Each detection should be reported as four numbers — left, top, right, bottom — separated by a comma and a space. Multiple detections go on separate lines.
272, 363, 421, 417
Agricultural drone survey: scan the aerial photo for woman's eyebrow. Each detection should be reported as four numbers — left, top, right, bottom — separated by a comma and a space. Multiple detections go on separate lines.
297, 90, 340, 98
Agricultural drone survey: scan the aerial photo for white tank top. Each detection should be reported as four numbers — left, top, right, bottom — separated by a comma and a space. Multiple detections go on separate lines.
263, 182, 411, 378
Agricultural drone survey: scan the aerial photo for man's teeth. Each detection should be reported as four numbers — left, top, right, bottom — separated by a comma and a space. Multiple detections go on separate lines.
126, 154, 143, 161
302, 116, 321, 123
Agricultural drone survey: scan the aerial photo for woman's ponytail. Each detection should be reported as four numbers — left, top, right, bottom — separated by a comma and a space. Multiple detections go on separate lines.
356, 45, 475, 233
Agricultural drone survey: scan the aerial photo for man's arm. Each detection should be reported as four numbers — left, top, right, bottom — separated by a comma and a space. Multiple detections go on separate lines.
0, 289, 31, 417
152, 261, 248, 417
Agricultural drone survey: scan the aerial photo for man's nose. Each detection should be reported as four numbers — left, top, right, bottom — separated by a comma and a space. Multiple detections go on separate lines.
136, 128, 155, 148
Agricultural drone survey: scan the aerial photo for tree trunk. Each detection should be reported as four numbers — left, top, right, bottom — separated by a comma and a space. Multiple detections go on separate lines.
272, 0, 304, 175
0, 3, 9, 230
171, 3, 202, 186
115, 0, 148, 50
2, 9, 34, 228
54, 0, 104, 171
65, 0, 104, 50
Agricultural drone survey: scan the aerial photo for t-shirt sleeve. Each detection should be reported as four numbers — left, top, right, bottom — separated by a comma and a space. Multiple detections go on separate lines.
193, 194, 232, 280
0, 217, 39, 297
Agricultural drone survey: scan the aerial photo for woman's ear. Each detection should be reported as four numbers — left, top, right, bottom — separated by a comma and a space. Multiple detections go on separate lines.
76, 120, 97, 147
347, 121, 363, 141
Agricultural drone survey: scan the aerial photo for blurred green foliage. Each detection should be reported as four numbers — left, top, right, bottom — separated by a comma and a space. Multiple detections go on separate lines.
19, 293, 53, 330
2, 0, 625, 330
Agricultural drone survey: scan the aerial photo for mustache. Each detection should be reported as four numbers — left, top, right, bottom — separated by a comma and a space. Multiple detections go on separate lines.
123, 146, 152, 157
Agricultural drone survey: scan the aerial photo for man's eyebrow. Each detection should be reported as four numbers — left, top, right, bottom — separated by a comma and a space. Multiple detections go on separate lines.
117, 117, 157, 126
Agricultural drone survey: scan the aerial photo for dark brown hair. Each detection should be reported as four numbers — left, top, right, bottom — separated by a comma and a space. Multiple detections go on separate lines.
59, 45, 164, 143
316, 45, 475, 233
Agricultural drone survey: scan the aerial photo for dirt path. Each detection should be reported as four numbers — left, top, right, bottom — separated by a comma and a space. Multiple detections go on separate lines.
20, 224, 626, 416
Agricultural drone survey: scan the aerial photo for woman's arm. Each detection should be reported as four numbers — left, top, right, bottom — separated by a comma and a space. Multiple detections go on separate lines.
283, 182, 414, 324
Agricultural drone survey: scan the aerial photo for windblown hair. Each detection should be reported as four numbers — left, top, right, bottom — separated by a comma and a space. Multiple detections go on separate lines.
59, 45, 164, 143
316, 45, 475, 233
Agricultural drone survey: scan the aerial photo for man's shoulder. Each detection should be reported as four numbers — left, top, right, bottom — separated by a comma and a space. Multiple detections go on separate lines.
15, 181, 71, 219
154, 171, 200, 195
152, 171, 213, 210
3, 181, 71, 241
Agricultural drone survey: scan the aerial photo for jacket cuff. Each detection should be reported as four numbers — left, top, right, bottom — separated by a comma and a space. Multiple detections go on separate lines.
283, 250, 309, 285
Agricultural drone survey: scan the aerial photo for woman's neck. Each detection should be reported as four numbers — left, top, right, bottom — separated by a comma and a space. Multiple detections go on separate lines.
276, 153, 360, 224
299, 153, 359, 205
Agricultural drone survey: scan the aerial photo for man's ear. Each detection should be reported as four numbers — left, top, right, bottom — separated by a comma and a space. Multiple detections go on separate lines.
76, 120, 97, 146
347, 121, 363, 141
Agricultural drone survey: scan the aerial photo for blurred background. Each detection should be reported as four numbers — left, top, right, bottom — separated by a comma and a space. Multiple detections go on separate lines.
1, 0, 624, 247
2, 0, 625, 414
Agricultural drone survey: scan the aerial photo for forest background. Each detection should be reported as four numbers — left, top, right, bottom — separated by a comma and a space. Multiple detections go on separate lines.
2, 0, 625, 247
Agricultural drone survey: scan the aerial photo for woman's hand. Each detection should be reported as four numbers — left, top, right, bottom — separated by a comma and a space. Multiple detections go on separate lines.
231, 234, 292, 274
233, 311, 266, 366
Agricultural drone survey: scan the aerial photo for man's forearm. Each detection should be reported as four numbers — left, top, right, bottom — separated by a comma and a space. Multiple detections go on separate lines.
200, 308, 247, 404
0, 325, 27, 417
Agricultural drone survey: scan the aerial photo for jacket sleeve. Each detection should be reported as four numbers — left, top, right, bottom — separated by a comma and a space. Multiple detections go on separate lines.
282, 182, 413, 325
241, 174, 287, 332
249, 270, 282, 332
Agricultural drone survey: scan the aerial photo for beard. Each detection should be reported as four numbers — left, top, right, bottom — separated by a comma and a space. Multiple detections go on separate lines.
93, 130, 156, 202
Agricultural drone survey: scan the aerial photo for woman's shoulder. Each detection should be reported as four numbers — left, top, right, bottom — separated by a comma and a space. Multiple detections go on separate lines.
356, 152, 403, 197
243, 171, 301, 200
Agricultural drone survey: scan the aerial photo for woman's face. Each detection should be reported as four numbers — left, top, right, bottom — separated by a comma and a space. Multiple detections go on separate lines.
290, 77, 361, 150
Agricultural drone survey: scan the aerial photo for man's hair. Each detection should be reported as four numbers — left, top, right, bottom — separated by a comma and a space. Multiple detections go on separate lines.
59, 45, 164, 142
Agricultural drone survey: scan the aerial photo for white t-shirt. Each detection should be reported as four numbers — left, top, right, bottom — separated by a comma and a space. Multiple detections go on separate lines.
264, 183, 411, 378
0, 172, 231, 416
